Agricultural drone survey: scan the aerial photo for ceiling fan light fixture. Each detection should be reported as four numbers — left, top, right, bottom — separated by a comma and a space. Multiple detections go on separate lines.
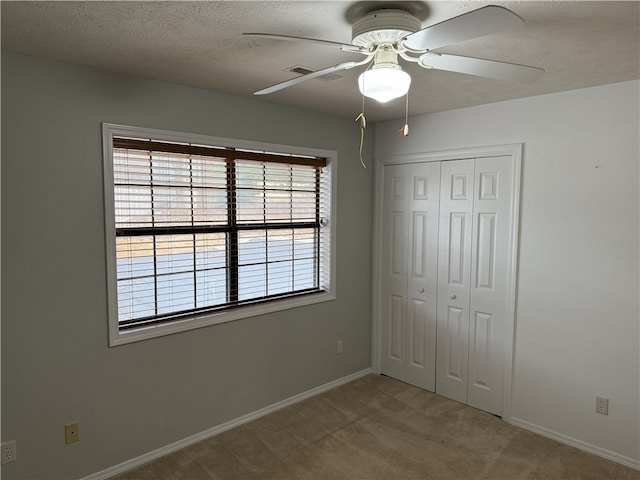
358, 64, 411, 103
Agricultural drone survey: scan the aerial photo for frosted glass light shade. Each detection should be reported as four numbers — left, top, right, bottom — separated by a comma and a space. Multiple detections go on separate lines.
358, 65, 411, 103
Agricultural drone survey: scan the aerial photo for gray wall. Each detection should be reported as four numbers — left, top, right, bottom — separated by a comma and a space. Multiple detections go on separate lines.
1, 52, 374, 479
375, 80, 640, 466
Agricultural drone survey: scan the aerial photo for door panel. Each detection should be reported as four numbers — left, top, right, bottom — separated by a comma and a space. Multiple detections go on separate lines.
475, 213, 496, 289
406, 163, 440, 390
381, 163, 440, 390
445, 306, 465, 380
436, 159, 475, 404
469, 311, 493, 389
447, 212, 467, 285
381, 170, 409, 381
387, 294, 403, 360
412, 212, 427, 278
391, 212, 405, 276
467, 156, 514, 415
408, 298, 426, 366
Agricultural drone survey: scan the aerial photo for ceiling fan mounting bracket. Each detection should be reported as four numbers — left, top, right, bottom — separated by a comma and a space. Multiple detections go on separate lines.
351, 9, 421, 48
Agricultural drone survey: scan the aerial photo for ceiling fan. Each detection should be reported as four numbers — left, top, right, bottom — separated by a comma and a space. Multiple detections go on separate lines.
245, 5, 544, 103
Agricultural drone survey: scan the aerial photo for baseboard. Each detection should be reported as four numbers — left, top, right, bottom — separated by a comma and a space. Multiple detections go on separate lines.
510, 417, 640, 471
83, 368, 373, 480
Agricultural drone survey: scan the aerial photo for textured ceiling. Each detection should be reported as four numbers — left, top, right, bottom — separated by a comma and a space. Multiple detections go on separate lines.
2, 1, 639, 122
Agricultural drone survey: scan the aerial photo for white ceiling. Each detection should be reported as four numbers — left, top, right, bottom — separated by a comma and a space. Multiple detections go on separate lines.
2, 1, 639, 122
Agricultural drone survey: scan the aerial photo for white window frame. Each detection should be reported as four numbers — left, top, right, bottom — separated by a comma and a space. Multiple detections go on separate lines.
102, 123, 337, 346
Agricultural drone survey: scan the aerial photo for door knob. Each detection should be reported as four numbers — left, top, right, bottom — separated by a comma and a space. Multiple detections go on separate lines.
419, 288, 425, 293
450, 294, 457, 299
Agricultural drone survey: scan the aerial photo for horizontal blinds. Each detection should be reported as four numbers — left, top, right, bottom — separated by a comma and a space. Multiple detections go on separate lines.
112, 137, 329, 329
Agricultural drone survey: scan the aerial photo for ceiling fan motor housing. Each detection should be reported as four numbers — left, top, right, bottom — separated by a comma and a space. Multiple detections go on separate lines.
351, 9, 422, 48
372, 46, 401, 68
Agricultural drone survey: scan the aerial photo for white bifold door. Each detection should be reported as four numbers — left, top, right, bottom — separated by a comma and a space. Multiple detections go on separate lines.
380, 156, 516, 416
381, 162, 441, 391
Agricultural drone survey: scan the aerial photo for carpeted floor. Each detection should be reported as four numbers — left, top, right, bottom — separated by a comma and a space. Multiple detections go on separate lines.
114, 374, 639, 479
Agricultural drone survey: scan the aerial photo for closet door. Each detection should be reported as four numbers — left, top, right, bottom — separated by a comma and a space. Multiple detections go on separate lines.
435, 159, 475, 404
380, 162, 440, 390
467, 155, 514, 415
377, 150, 519, 417
435, 156, 514, 416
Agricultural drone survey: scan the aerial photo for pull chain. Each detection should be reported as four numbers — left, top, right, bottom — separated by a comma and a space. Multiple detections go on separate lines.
355, 74, 368, 168
399, 91, 409, 136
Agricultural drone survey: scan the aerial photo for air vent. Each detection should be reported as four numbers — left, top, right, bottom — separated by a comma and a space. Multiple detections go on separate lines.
287, 65, 341, 81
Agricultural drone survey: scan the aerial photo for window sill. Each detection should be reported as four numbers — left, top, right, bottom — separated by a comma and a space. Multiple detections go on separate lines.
109, 289, 335, 346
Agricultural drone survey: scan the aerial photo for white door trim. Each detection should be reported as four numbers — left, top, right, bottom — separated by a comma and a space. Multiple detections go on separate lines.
372, 143, 522, 421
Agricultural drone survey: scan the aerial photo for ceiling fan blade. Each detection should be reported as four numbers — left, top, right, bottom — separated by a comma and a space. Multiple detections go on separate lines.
420, 53, 544, 82
243, 33, 367, 53
403, 5, 524, 52
254, 61, 366, 95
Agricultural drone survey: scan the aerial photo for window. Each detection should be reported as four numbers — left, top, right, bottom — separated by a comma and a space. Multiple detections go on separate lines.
103, 124, 335, 345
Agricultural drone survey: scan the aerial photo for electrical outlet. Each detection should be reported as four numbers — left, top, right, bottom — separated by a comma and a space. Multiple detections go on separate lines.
65, 423, 80, 444
596, 396, 609, 415
1, 440, 17, 465
336, 340, 343, 354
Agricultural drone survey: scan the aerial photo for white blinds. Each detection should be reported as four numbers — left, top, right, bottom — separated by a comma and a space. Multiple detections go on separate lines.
111, 138, 329, 329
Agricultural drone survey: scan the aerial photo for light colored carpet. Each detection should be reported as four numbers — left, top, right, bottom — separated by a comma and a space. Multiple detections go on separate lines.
113, 374, 639, 479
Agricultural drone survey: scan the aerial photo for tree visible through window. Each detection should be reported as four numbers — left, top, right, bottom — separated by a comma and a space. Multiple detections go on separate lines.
103, 125, 333, 344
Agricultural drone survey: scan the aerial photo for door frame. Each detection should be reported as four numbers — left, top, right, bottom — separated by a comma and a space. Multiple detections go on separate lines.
372, 143, 522, 421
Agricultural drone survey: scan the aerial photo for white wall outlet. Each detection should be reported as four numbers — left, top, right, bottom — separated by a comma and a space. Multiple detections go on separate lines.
1, 440, 17, 465
596, 396, 609, 415
336, 340, 343, 354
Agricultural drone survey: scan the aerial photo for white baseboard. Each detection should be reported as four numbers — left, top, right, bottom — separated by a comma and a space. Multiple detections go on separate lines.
83, 368, 373, 480
509, 417, 640, 471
